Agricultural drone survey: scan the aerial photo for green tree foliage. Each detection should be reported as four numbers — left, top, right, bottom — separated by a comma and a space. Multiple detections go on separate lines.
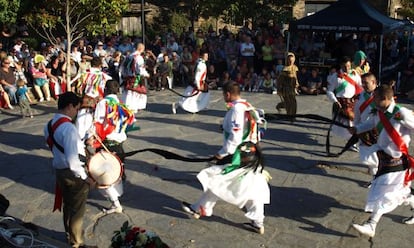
24, 0, 128, 45
24, 0, 128, 89
0, 0, 20, 24
148, 0, 298, 28
398, 0, 414, 20
169, 12, 191, 36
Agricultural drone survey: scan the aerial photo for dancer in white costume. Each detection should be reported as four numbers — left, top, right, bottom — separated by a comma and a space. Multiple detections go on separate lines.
351, 85, 414, 238
122, 43, 149, 112
181, 81, 270, 234
326, 57, 362, 150
353, 72, 379, 178
172, 51, 210, 114
76, 80, 135, 214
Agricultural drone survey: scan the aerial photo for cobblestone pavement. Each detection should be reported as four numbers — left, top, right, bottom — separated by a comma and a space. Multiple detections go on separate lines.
0, 88, 413, 248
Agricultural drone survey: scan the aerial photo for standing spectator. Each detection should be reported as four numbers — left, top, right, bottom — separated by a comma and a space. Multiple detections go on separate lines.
261, 39, 273, 72
154, 54, 173, 90
239, 35, 255, 69
224, 33, 239, 71
181, 45, 193, 86
107, 51, 124, 86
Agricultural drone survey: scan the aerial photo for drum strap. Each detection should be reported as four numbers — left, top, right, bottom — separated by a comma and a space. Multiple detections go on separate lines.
47, 117, 71, 153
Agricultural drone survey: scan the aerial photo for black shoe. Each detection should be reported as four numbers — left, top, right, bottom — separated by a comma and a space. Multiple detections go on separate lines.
181, 201, 200, 219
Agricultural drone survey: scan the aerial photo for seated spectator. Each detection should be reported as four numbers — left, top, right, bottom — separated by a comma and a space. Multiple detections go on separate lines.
0, 84, 13, 109
46, 55, 66, 99
259, 69, 276, 94
300, 68, 323, 95
0, 57, 17, 105
205, 64, 219, 90
218, 71, 231, 89
247, 67, 259, 92
234, 72, 245, 90
30, 55, 51, 102
297, 66, 309, 89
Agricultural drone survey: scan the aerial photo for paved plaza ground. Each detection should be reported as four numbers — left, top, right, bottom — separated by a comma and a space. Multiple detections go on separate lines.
0, 88, 414, 247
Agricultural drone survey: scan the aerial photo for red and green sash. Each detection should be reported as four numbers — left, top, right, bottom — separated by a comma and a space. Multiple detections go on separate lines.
335, 73, 363, 95
378, 106, 414, 185
359, 92, 375, 113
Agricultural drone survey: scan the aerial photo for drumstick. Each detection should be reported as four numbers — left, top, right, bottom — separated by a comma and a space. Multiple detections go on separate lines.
93, 134, 111, 155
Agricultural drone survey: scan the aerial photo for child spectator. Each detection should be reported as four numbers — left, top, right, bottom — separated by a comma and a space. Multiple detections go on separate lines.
261, 71, 276, 94
275, 59, 284, 76
247, 67, 259, 92
15, 78, 33, 118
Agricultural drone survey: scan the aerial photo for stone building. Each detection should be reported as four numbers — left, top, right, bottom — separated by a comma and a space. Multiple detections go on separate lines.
293, 0, 403, 20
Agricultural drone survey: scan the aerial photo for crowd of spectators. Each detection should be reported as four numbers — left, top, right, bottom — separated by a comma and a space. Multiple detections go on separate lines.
1, 18, 414, 113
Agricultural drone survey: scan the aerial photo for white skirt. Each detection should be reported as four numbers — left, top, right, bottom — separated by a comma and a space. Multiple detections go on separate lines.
365, 170, 412, 214
197, 165, 270, 208
179, 86, 210, 113
123, 90, 147, 112
99, 180, 123, 202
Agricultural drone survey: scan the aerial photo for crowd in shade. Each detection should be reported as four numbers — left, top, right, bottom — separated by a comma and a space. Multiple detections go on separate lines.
1, 19, 414, 113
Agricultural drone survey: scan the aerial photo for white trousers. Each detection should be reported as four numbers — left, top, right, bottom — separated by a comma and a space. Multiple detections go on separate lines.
191, 189, 265, 226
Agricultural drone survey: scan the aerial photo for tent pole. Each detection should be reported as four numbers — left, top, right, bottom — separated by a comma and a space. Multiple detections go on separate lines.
379, 35, 383, 83
286, 31, 290, 54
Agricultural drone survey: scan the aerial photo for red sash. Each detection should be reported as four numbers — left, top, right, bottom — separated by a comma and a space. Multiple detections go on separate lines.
359, 94, 374, 113
340, 73, 363, 95
378, 110, 414, 185
46, 117, 72, 212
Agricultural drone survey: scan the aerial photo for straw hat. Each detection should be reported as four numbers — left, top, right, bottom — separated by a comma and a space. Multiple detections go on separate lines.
34, 54, 45, 64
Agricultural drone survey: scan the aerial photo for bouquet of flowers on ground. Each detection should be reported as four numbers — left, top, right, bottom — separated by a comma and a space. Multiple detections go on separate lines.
111, 221, 169, 248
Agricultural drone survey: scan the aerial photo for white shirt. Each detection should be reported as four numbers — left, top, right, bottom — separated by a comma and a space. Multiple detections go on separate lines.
44, 114, 88, 180
356, 102, 414, 158
239, 42, 255, 57
218, 99, 258, 157
326, 70, 361, 102
354, 91, 375, 126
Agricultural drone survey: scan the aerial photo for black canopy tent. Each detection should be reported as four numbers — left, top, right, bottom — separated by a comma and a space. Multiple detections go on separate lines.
288, 0, 405, 80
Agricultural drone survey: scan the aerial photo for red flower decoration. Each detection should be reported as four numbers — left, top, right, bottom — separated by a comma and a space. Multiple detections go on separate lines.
394, 112, 402, 121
